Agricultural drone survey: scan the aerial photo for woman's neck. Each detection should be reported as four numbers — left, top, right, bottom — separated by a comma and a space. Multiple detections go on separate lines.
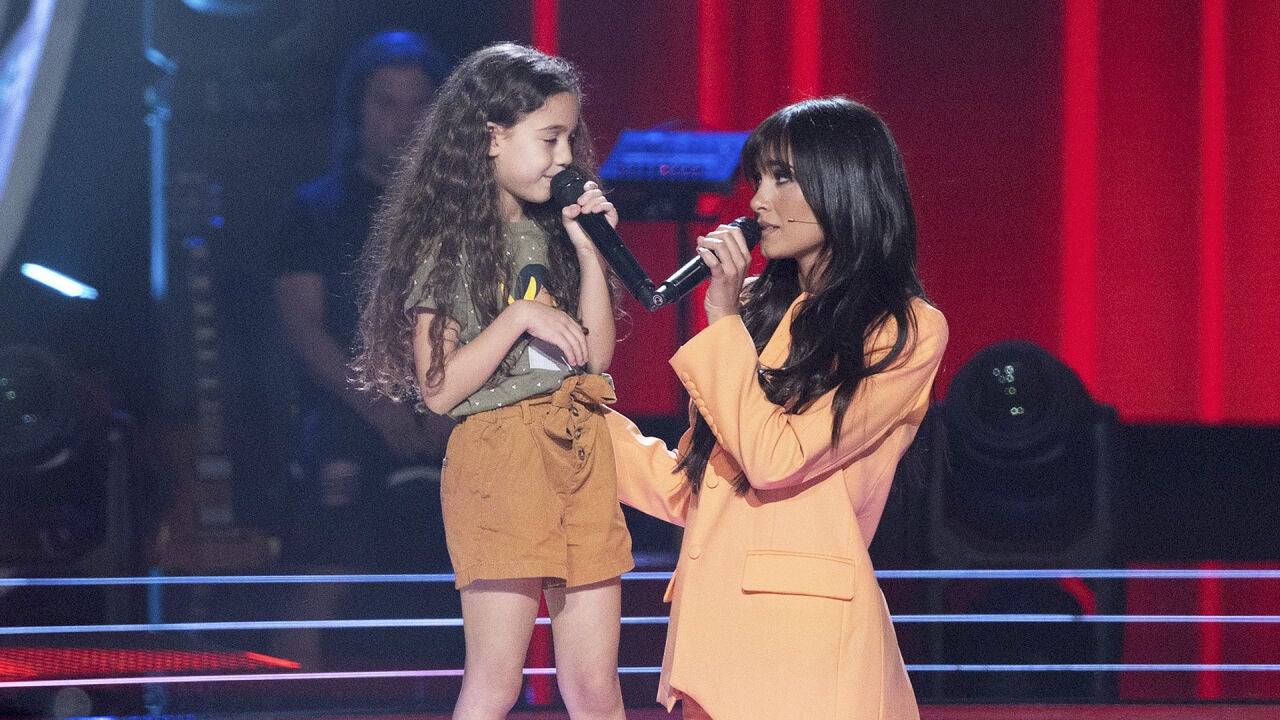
797, 260, 826, 294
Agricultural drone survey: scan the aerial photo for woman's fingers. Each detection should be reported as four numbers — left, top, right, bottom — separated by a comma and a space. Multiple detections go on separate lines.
699, 224, 753, 324
698, 224, 751, 276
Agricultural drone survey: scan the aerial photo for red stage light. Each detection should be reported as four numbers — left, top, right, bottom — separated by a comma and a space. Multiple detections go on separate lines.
0, 647, 297, 682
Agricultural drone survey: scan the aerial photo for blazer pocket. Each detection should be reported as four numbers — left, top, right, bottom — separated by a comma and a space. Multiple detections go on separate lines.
741, 550, 857, 601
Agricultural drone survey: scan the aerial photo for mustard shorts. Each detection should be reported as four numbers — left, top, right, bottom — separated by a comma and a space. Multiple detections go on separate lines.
441, 374, 633, 589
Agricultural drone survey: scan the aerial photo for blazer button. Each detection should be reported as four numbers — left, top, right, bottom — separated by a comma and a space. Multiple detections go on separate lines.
687, 545, 701, 559
704, 476, 719, 489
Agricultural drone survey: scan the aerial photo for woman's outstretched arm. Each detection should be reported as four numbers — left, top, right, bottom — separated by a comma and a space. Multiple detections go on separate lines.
604, 409, 691, 527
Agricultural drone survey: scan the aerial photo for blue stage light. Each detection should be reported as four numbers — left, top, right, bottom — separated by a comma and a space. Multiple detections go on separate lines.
19, 263, 98, 299
180, 0, 272, 17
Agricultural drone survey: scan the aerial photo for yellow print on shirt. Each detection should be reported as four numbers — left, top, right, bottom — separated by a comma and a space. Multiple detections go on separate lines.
499, 263, 571, 371
500, 263, 557, 307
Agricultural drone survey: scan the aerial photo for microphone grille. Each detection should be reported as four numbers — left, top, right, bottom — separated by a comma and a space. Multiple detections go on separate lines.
550, 167, 588, 207
730, 216, 761, 250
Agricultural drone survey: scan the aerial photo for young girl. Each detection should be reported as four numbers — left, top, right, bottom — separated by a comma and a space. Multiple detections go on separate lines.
354, 43, 631, 720
606, 97, 948, 719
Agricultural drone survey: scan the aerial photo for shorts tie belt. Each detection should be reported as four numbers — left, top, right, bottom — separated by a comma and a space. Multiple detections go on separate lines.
544, 374, 614, 452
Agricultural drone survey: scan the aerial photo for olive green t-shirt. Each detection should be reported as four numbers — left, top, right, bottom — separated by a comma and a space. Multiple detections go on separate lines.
405, 220, 578, 418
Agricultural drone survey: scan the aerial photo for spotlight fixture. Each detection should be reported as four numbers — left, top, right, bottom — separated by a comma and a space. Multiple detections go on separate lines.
0, 344, 84, 473
926, 342, 1125, 702
0, 344, 112, 564
935, 340, 1117, 563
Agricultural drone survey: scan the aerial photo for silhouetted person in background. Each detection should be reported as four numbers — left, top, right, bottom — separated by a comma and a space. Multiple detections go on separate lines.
269, 30, 454, 670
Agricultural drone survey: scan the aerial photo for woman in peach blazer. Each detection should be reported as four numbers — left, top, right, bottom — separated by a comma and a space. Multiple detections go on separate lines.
606, 97, 947, 719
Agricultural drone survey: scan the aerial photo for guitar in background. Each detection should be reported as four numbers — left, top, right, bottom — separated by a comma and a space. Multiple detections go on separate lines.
153, 171, 276, 573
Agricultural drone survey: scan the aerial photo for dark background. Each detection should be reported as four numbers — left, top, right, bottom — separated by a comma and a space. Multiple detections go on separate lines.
7, 0, 1272, 565
1, 0, 1278, 710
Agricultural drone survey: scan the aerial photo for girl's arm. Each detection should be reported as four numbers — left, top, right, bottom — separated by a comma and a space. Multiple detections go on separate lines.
671, 300, 948, 491
574, 243, 615, 372
560, 181, 617, 373
412, 300, 589, 415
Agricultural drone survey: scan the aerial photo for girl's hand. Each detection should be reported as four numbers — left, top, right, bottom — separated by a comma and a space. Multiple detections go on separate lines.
509, 299, 590, 367
560, 180, 618, 253
699, 223, 752, 324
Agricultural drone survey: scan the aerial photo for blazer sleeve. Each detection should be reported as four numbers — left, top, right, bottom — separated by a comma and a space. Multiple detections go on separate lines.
604, 408, 691, 527
669, 300, 948, 492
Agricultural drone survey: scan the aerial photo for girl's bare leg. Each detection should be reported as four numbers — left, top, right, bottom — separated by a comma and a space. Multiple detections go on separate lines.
545, 577, 625, 720
452, 578, 542, 720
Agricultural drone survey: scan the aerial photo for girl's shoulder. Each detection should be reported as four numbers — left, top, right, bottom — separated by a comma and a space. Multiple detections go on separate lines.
402, 240, 457, 311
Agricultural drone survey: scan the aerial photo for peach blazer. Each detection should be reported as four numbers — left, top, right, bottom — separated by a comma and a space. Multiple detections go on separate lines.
606, 295, 947, 719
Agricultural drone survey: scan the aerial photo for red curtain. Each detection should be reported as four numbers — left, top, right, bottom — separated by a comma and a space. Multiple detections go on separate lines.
555, 0, 1280, 424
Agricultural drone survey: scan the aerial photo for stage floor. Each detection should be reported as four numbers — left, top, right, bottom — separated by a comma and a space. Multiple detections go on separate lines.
5, 565, 1279, 718
60, 706, 1277, 720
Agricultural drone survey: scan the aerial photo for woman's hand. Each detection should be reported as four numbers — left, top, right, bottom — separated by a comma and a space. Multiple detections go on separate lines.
509, 299, 590, 368
560, 180, 618, 253
699, 222, 752, 324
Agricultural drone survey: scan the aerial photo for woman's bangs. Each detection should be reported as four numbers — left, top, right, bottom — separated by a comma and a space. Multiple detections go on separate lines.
741, 122, 791, 185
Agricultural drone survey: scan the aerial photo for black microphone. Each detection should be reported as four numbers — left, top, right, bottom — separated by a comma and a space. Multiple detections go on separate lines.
651, 217, 760, 308
550, 167, 659, 310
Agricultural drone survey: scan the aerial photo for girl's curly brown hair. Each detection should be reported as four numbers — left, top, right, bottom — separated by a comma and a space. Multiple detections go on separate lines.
352, 43, 603, 408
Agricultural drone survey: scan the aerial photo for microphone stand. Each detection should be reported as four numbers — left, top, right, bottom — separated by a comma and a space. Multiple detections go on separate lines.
142, 2, 175, 714
143, 0, 176, 306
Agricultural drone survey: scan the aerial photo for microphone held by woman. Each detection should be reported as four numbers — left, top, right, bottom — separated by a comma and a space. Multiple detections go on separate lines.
652, 216, 759, 307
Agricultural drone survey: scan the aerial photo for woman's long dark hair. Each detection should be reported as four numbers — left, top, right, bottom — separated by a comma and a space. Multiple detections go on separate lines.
677, 97, 927, 494
352, 43, 600, 406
